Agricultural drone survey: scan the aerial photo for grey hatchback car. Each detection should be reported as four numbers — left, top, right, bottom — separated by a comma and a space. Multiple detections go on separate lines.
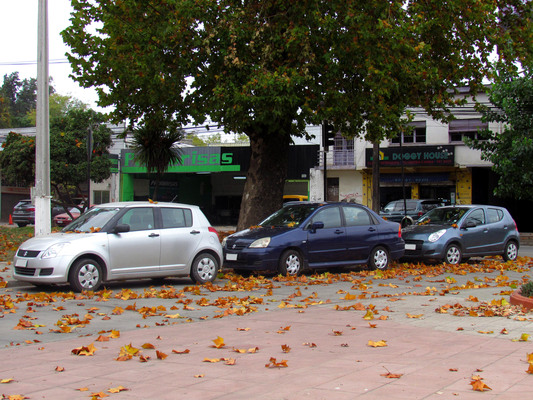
13, 202, 223, 291
401, 205, 519, 264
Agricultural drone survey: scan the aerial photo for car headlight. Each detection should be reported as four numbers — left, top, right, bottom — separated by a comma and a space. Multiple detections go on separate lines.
428, 229, 447, 243
249, 237, 271, 248
221, 237, 228, 247
41, 242, 71, 259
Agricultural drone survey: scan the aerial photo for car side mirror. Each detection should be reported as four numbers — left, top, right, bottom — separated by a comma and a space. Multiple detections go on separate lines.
463, 220, 476, 229
112, 224, 130, 234
309, 221, 324, 233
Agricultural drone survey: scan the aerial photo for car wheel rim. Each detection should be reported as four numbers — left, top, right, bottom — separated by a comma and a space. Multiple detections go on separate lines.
374, 250, 388, 269
507, 244, 517, 260
78, 263, 99, 289
285, 254, 300, 275
446, 247, 460, 264
197, 257, 216, 280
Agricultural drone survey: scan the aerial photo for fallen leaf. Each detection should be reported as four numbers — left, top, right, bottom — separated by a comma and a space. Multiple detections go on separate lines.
212, 336, 225, 348
172, 349, 190, 354
108, 386, 128, 393
367, 340, 387, 347
55, 366, 65, 372
470, 375, 492, 392
156, 350, 168, 360
0, 378, 14, 384
265, 357, 288, 368
71, 343, 96, 356
281, 344, 291, 353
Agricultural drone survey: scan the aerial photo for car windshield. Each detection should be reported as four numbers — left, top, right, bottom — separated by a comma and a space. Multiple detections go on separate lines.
417, 207, 468, 225
259, 204, 319, 228
62, 206, 121, 233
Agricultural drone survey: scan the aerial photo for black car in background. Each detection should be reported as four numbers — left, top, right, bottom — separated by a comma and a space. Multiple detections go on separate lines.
380, 199, 445, 227
12, 200, 35, 227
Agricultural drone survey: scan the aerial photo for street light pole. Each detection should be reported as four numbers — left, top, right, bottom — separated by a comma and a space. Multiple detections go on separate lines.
35, 0, 51, 236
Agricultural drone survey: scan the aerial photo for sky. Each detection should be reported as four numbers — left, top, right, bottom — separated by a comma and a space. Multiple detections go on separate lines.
0, 0, 101, 110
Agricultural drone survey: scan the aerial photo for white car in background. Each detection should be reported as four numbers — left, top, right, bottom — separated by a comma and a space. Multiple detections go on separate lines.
13, 202, 223, 291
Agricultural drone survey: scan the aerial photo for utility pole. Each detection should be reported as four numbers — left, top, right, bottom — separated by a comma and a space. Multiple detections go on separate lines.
35, 0, 51, 236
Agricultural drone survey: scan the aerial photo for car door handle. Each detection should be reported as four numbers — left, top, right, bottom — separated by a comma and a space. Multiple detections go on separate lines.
148, 233, 159, 238
334, 229, 344, 234
190, 230, 201, 235
368, 227, 376, 232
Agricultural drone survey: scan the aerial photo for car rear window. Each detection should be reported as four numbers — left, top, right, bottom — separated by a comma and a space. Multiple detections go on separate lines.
487, 208, 504, 223
161, 207, 193, 228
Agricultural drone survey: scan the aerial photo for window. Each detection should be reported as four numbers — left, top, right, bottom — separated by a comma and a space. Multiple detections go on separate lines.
449, 119, 488, 143
93, 190, 110, 205
118, 208, 155, 231
465, 209, 485, 226
487, 208, 504, 224
161, 207, 193, 228
310, 207, 342, 229
391, 122, 426, 145
343, 207, 372, 227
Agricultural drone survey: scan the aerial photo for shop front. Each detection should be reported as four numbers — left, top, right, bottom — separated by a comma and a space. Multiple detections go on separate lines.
364, 145, 472, 208
119, 145, 319, 226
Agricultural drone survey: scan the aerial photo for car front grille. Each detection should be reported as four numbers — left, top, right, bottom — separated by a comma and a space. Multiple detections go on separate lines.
17, 250, 41, 258
15, 267, 36, 276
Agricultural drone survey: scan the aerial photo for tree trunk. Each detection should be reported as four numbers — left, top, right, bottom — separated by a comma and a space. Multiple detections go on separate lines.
372, 141, 380, 213
237, 128, 291, 231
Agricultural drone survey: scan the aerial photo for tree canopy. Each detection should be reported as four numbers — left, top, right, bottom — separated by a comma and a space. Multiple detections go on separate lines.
468, 66, 533, 200
0, 96, 113, 208
63, 0, 533, 228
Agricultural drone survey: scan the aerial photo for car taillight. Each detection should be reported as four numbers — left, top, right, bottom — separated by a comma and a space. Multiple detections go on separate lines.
209, 226, 220, 241
418, 211, 423, 217
28, 207, 35, 211
398, 225, 402, 238
513, 220, 518, 232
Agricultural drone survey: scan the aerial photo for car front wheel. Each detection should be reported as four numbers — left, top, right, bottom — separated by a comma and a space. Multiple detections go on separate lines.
69, 258, 103, 292
190, 253, 219, 284
444, 244, 462, 265
369, 246, 389, 270
503, 241, 518, 262
278, 249, 303, 276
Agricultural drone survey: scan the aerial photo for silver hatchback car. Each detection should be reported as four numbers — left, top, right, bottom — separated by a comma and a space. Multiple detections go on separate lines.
13, 202, 223, 291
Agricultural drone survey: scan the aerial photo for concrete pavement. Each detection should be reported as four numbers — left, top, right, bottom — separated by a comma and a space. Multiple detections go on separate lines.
1, 252, 533, 398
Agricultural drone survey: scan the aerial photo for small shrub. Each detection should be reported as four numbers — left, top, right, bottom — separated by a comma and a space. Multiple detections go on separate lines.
520, 281, 533, 298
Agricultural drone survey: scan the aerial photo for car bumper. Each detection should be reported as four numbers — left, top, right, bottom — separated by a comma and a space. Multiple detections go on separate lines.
402, 240, 444, 260
223, 248, 280, 271
12, 255, 71, 284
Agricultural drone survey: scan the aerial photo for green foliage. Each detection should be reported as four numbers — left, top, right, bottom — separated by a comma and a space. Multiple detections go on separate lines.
520, 281, 533, 298
468, 66, 533, 200
0, 101, 112, 205
0, 72, 56, 128
0, 132, 36, 186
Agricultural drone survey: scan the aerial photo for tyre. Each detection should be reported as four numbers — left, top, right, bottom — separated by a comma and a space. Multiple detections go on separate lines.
369, 246, 389, 270
443, 244, 462, 264
68, 258, 103, 292
16, 223, 28, 227
502, 241, 518, 262
190, 253, 219, 284
278, 249, 303, 276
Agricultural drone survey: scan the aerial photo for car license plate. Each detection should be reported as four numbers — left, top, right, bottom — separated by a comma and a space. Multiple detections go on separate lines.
15, 258, 27, 267
226, 253, 238, 261
405, 243, 416, 250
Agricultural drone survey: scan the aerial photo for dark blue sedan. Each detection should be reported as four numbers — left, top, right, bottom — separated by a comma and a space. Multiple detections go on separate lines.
402, 205, 519, 264
222, 202, 404, 275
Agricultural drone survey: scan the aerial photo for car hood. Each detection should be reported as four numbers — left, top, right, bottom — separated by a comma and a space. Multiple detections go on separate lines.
402, 224, 452, 236
17, 232, 99, 251
229, 226, 294, 240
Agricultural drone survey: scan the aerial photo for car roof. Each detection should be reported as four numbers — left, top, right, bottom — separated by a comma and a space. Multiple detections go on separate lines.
96, 201, 200, 209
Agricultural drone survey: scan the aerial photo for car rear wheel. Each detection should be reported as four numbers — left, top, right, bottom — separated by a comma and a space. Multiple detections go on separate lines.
69, 258, 103, 292
16, 223, 28, 227
190, 253, 219, 284
444, 244, 462, 264
369, 246, 389, 270
503, 241, 518, 262
278, 249, 303, 276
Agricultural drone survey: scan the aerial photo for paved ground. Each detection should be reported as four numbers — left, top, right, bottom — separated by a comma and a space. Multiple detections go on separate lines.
0, 249, 532, 399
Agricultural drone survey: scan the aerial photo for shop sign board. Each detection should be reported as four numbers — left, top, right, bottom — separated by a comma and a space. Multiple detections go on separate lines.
365, 145, 454, 168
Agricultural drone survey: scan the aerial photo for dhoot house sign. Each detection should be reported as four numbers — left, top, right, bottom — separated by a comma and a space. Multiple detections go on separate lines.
365, 145, 454, 168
